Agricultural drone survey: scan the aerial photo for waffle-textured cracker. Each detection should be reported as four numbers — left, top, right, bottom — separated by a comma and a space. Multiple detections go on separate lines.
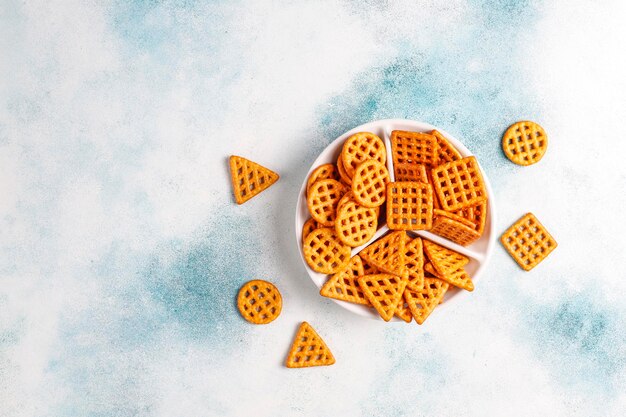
337, 156, 353, 185
431, 215, 481, 246
335, 200, 378, 247
362, 258, 381, 275
453, 201, 487, 234
302, 218, 319, 244
424, 262, 474, 291
423, 240, 469, 277
502, 121, 548, 166
307, 163, 339, 196
391, 130, 439, 168
395, 294, 413, 323
394, 162, 428, 183
431, 130, 462, 163
341, 132, 386, 178
501, 213, 557, 271
303, 228, 351, 274
358, 273, 408, 321
307, 178, 348, 226
404, 278, 449, 324
286, 322, 335, 368
404, 235, 425, 291
431, 156, 487, 211
352, 159, 390, 208
359, 231, 406, 276
320, 255, 371, 306
237, 280, 282, 324
229, 155, 279, 204
386, 181, 434, 230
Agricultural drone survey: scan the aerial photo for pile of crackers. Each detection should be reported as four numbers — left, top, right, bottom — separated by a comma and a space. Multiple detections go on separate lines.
302, 130, 489, 323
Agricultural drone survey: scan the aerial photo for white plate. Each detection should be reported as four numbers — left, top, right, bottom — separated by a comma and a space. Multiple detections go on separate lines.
295, 119, 496, 321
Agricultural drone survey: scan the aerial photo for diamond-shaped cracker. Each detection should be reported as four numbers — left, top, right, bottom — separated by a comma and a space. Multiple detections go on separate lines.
303, 228, 351, 274
423, 240, 469, 277
404, 278, 449, 325
391, 130, 439, 167
431, 215, 481, 246
320, 255, 371, 306
431, 156, 487, 211
501, 213, 557, 271
431, 130, 462, 163
394, 162, 428, 183
386, 181, 433, 231
286, 322, 335, 368
424, 262, 474, 291
229, 155, 279, 204
404, 235, 425, 291
358, 231, 406, 276
358, 273, 408, 321
395, 294, 413, 323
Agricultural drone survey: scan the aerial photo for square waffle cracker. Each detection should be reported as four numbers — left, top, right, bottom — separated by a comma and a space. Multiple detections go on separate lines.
335, 200, 378, 247
307, 178, 348, 226
431, 215, 481, 247
357, 273, 408, 321
433, 209, 475, 228
358, 231, 406, 276
423, 240, 469, 277
404, 278, 449, 325
404, 235, 425, 291
394, 162, 428, 183
501, 213, 557, 271
386, 181, 434, 230
303, 228, 351, 274
430, 130, 462, 163
320, 255, 371, 306
424, 262, 474, 291
390, 130, 439, 167
286, 322, 335, 368
352, 159, 390, 208
426, 169, 442, 210
431, 156, 487, 211
453, 201, 487, 235
341, 132, 386, 178
237, 280, 282, 324
229, 155, 279, 204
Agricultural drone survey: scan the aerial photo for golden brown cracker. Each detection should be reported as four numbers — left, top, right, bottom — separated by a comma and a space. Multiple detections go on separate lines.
501, 213, 557, 271
502, 121, 548, 166
286, 322, 335, 368
303, 228, 351, 274
229, 155, 279, 204
237, 280, 282, 324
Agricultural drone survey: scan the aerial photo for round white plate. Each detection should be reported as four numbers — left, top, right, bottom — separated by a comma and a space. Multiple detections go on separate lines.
295, 119, 496, 321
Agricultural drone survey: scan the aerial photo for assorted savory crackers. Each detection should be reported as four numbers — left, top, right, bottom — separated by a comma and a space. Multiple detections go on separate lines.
302, 130, 491, 324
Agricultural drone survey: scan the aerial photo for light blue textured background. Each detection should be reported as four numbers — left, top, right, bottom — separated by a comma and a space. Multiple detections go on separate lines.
1, 1, 626, 416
